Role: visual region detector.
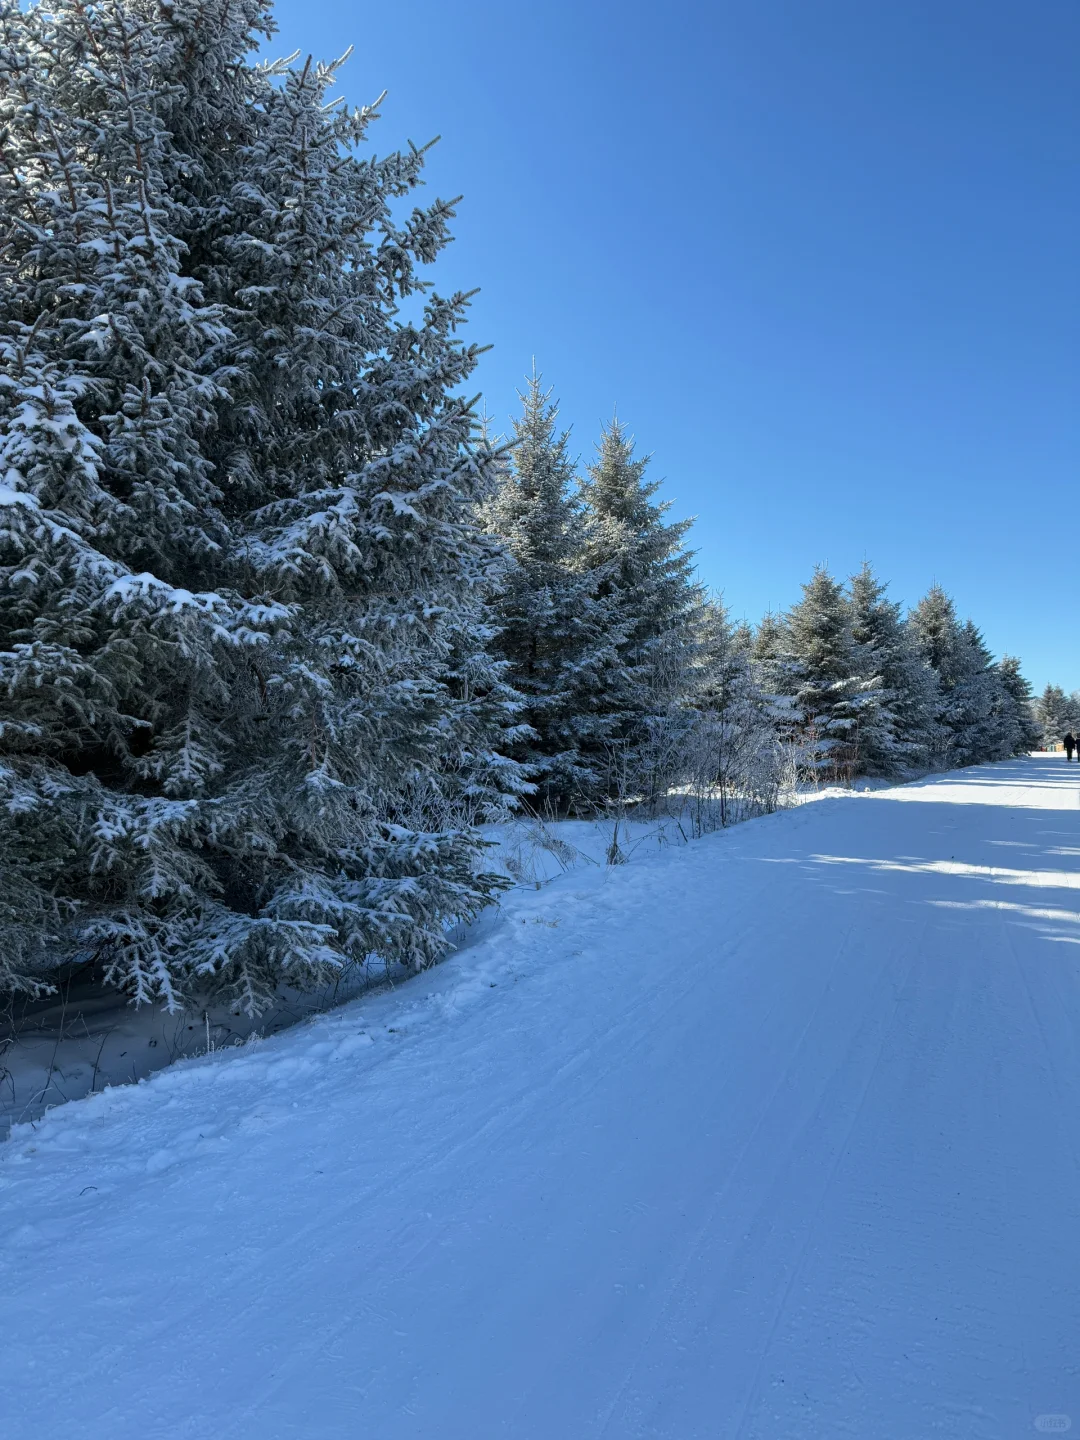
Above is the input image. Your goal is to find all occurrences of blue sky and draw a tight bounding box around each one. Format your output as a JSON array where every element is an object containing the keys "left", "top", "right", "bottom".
[{"left": 270, "top": 0, "right": 1080, "bottom": 694}]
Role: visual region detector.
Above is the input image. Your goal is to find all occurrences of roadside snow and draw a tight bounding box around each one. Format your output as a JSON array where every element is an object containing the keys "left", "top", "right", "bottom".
[
  {"left": 0, "top": 807, "right": 732, "bottom": 1133},
  {"left": 4, "top": 755, "right": 1080, "bottom": 1439}
]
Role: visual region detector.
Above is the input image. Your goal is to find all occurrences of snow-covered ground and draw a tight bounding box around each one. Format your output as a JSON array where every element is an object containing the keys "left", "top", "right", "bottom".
[
  {"left": 0, "top": 805, "right": 744, "bottom": 1133},
  {"left": 0, "top": 781, "right": 890, "bottom": 1138},
  {"left": 4, "top": 755, "right": 1080, "bottom": 1439}
]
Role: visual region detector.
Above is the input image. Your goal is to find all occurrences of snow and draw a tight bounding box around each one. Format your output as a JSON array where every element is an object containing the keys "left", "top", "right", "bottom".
[
  {"left": 4, "top": 754, "right": 1080, "bottom": 1438},
  {"left": 0, "top": 810, "right": 715, "bottom": 1132}
]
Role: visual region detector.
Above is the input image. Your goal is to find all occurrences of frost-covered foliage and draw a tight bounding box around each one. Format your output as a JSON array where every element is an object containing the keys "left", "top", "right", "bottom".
[
  {"left": 997, "top": 656, "right": 1042, "bottom": 755},
  {"left": 1034, "top": 683, "right": 1080, "bottom": 743},
  {"left": 577, "top": 419, "right": 701, "bottom": 748},
  {"left": 686, "top": 598, "right": 786, "bottom": 822},
  {"left": 908, "top": 587, "right": 1033, "bottom": 769},
  {"left": 484, "top": 393, "right": 707, "bottom": 814},
  {"left": 749, "top": 611, "right": 792, "bottom": 704},
  {"left": 847, "top": 563, "right": 938, "bottom": 775},
  {"left": 742, "top": 572, "right": 1033, "bottom": 784},
  {"left": 574, "top": 596, "right": 787, "bottom": 836},
  {"left": 0, "top": 0, "right": 1042, "bottom": 1012},
  {"left": 482, "top": 376, "right": 625, "bottom": 812},
  {"left": 480, "top": 389, "right": 1036, "bottom": 805},
  {"left": 773, "top": 567, "right": 872, "bottom": 781},
  {"left": 0, "top": 0, "right": 520, "bottom": 1008}
]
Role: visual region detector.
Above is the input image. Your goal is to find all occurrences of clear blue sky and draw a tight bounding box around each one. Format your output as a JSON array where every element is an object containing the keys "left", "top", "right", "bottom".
[{"left": 270, "top": 0, "right": 1079, "bottom": 694}]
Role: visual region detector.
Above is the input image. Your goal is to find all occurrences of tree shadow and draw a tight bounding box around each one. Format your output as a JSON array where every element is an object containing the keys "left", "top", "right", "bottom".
[{"left": 756, "top": 758, "right": 1080, "bottom": 956}]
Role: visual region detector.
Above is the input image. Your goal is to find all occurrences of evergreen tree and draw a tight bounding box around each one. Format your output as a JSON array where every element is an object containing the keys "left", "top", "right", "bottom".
[
  {"left": 782, "top": 567, "right": 869, "bottom": 778},
  {"left": 997, "top": 655, "right": 1041, "bottom": 755},
  {"left": 692, "top": 599, "right": 748, "bottom": 743},
  {"left": 749, "top": 611, "right": 793, "bottom": 710},
  {"left": 483, "top": 376, "right": 624, "bottom": 811},
  {"left": 908, "top": 585, "right": 957, "bottom": 676},
  {"left": 909, "top": 586, "right": 964, "bottom": 766},
  {"left": 957, "top": 621, "right": 1012, "bottom": 762},
  {"left": 0, "top": 0, "right": 518, "bottom": 1008},
  {"left": 577, "top": 417, "right": 700, "bottom": 746},
  {"left": 692, "top": 597, "right": 780, "bottom": 822},
  {"left": 847, "top": 563, "right": 938, "bottom": 775},
  {"left": 410, "top": 525, "right": 532, "bottom": 827},
  {"left": 1034, "top": 683, "right": 1077, "bottom": 743},
  {"left": 909, "top": 588, "right": 1002, "bottom": 767}
]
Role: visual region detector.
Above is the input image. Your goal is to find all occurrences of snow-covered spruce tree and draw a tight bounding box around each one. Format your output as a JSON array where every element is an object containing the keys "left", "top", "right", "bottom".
[
  {"left": 483, "top": 376, "right": 625, "bottom": 812},
  {"left": 1034, "top": 683, "right": 1079, "bottom": 743},
  {"left": 781, "top": 567, "right": 871, "bottom": 780},
  {"left": 847, "top": 563, "right": 938, "bottom": 775},
  {"left": 577, "top": 418, "right": 701, "bottom": 774},
  {"left": 908, "top": 588, "right": 1005, "bottom": 767},
  {"left": 908, "top": 586, "right": 966, "bottom": 766},
  {"left": 957, "top": 621, "right": 1008, "bottom": 762},
  {"left": 997, "top": 655, "right": 1041, "bottom": 756},
  {"left": 689, "top": 597, "right": 783, "bottom": 823},
  {"left": 426, "top": 567, "right": 533, "bottom": 827},
  {"left": 955, "top": 620, "right": 1036, "bottom": 763},
  {"left": 0, "top": 0, "right": 519, "bottom": 1009},
  {"left": 694, "top": 599, "right": 752, "bottom": 715},
  {"left": 749, "top": 610, "right": 791, "bottom": 704}
]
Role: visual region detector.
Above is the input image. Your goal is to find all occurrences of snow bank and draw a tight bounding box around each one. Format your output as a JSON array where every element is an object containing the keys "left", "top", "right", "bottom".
[{"left": 0, "top": 806, "right": 734, "bottom": 1134}]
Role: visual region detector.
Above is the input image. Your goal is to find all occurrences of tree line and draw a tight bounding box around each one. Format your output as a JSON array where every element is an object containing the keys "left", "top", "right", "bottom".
[
  {"left": 0, "top": 0, "right": 1039, "bottom": 1012},
  {"left": 1034, "top": 685, "right": 1080, "bottom": 743},
  {"left": 483, "top": 376, "right": 1039, "bottom": 815}
]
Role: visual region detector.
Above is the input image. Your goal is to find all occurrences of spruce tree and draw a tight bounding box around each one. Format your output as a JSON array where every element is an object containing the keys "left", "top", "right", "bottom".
[
  {"left": 483, "top": 376, "right": 624, "bottom": 811},
  {"left": 0, "top": 0, "right": 518, "bottom": 1009},
  {"left": 1035, "top": 683, "right": 1073, "bottom": 743},
  {"left": 783, "top": 567, "right": 869, "bottom": 778},
  {"left": 957, "top": 621, "right": 1011, "bottom": 763},
  {"left": 909, "top": 586, "right": 964, "bottom": 766},
  {"left": 693, "top": 598, "right": 779, "bottom": 822},
  {"left": 577, "top": 418, "right": 700, "bottom": 744},
  {"left": 909, "top": 588, "right": 1002, "bottom": 767},
  {"left": 696, "top": 599, "right": 753, "bottom": 711},
  {"left": 997, "top": 655, "right": 1041, "bottom": 755},
  {"left": 750, "top": 611, "right": 793, "bottom": 706},
  {"left": 847, "top": 563, "right": 938, "bottom": 775}
]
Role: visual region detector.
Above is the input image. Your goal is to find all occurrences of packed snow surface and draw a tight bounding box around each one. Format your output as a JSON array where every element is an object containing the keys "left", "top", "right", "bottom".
[{"left": 5, "top": 756, "right": 1080, "bottom": 1439}]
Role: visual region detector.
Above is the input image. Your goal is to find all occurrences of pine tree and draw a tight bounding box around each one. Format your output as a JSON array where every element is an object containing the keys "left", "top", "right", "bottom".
[
  {"left": 782, "top": 567, "right": 869, "bottom": 778},
  {"left": 0, "top": 0, "right": 519, "bottom": 1009},
  {"left": 577, "top": 417, "right": 700, "bottom": 745},
  {"left": 847, "top": 563, "right": 938, "bottom": 775},
  {"left": 483, "top": 376, "right": 624, "bottom": 811}
]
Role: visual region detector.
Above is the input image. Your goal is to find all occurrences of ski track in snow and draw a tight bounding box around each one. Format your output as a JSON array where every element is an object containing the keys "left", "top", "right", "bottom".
[{"left": 4, "top": 756, "right": 1080, "bottom": 1439}]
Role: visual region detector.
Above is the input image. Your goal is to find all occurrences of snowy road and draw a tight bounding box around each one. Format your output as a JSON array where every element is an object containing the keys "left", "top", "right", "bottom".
[{"left": 5, "top": 757, "right": 1080, "bottom": 1439}]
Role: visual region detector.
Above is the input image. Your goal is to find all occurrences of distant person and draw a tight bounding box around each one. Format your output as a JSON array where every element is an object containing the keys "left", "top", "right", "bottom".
[{"left": 1065, "top": 733, "right": 1076, "bottom": 762}]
